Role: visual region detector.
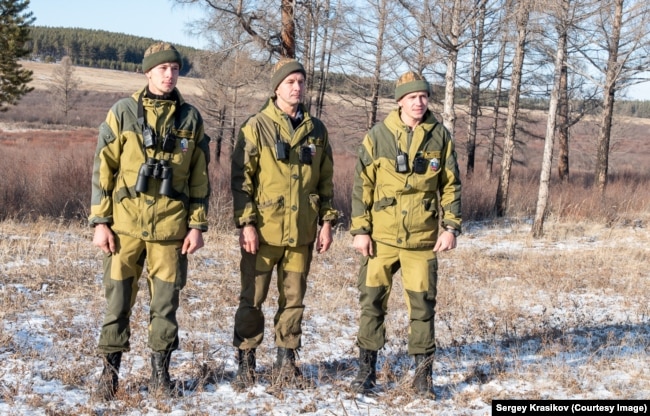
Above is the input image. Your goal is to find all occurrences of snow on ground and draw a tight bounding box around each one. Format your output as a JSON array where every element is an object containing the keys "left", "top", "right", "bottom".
[{"left": 0, "top": 220, "right": 648, "bottom": 415}]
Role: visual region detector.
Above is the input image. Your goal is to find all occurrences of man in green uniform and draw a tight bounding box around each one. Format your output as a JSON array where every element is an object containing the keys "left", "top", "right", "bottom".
[
  {"left": 349, "top": 71, "right": 461, "bottom": 397},
  {"left": 230, "top": 58, "right": 338, "bottom": 389},
  {"left": 89, "top": 42, "right": 210, "bottom": 400}
]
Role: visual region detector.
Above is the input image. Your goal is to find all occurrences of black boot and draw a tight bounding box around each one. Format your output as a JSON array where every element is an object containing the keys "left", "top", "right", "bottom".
[
  {"left": 273, "top": 347, "right": 303, "bottom": 386},
  {"left": 231, "top": 348, "right": 256, "bottom": 390},
  {"left": 150, "top": 351, "right": 181, "bottom": 397},
  {"left": 412, "top": 353, "right": 434, "bottom": 397},
  {"left": 95, "top": 352, "right": 122, "bottom": 401},
  {"left": 350, "top": 348, "right": 377, "bottom": 393}
]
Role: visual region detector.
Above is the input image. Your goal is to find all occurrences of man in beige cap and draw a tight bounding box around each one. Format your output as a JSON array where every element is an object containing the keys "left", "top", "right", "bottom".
[
  {"left": 349, "top": 71, "right": 462, "bottom": 398},
  {"left": 90, "top": 42, "right": 210, "bottom": 400},
  {"left": 230, "top": 58, "right": 338, "bottom": 390}
]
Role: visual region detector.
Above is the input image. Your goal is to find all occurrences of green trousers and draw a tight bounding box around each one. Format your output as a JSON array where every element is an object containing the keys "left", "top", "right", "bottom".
[
  {"left": 356, "top": 241, "right": 438, "bottom": 355},
  {"left": 97, "top": 233, "right": 187, "bottom": 354},
  {"left": 233, "top": 244, "right": 312, "bottom": 350}
]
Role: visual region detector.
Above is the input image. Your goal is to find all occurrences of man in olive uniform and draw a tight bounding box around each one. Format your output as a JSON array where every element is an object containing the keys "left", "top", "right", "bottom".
[
  {"left": 89, "top": 42, "right": 210, "bottom": 400},
  {"left": 349, "top": 71, "right": 461, "bottom": 397},
  {"left": 230, "top": 58, "right": 338, "bottom": 389}
]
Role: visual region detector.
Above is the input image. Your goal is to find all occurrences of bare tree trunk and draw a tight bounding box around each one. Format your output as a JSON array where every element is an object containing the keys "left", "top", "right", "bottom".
[
  {"left": 487, "top": 31, "right": 508, "bottom": 178},
  {"left": 303, "top": 4, "right": 314, "bottom": 110},
  {"left": 50, "top": 56, "right": 80, "bottom": 121},
  {"left": 595, "top": 0, "right": 623, "bottom": 195},
  {"left": 368, "top": 0, "right": 388, "bottom": 130},
  {"left": 281, "top": 0, "right": 296, "bottom": 58},
  {"left": 229, "top": 87, "right": 239, "bottom": 155},
  {"left": 496, "top": 0, "right": 529, "bottom": 217},
  {"left": 315, "top": 0, "right": 333, "bottom": 118},
  {"left": 215, "top": 106, "right": 226, "bottom": 162},
  {"left": 466, "top": 2, "right": 486, "bottom": 177},
  {"left": 556, "top": 41, "right": 570, "bottom": 182},
  {"left": 532, "top": 0, "right": 569, "bottom": 238},
  {"left": 441, "top": 0, "right": 462, "bottom": 137}
]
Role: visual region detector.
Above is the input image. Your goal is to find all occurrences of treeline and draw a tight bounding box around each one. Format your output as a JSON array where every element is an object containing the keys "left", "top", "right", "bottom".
[
  {"left": 24, "top": 27, "right": 649, "bottom": 118},
  {"left": 27, "top": 26, "right": 199, "bottom": 75}
]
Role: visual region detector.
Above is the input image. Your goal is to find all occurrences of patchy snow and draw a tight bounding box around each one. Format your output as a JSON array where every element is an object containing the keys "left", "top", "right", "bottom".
[{"left": 0, "top": 220, "right": 648, "bottom": 415}]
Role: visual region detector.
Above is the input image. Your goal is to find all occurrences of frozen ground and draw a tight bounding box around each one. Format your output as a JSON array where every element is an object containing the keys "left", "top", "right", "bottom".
[{"left": 0, "top": 219, "right": 648, "bottom": 415}]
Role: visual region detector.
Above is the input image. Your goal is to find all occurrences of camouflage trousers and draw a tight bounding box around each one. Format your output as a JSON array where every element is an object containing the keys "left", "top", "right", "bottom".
[
  {"left": 356, "top": 241, "right": 438, "bottom": 355},
  {"left": 97, "top": 233, "right": 187, "bottom": 354},
  {"left": 233, "top": 244, "right": 313, "bottom": 350}
]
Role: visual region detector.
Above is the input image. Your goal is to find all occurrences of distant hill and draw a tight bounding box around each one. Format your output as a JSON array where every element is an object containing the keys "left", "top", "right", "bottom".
[
  {"left": 27, "top": 26, "right": 200, "bottom": 76},
  {"left": 20, "top": 61, "right": 204, "bottom": 96}
]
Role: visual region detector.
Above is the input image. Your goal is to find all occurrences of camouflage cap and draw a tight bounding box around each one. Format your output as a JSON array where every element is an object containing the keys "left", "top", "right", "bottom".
[
  {"left": 142, "top": 42, "right": 182, "bottom": 73},
  {"left": 395, "top": 71, "right": 430, "bottom": 101}
]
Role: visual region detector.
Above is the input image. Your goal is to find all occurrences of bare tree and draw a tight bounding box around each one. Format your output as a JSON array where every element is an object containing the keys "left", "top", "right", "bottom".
[
  {"left": 336, "top": 0, "right": 398, "bottom": 131},
  {"left": 299, "top": 0, "right": 346, "bottom": 116},
  {"left": 582, "top": 0, "right": 650, "bottom": 194},
  {"left": 466, "top": 1, "right": 488, "bottom": 177},
  {"left": 49, "top": 56, "right": 80, "bottom": 121},
  {"left": 281, "top": 0, "right": 296, "bottom": 57},
  {"left": 495, "top": 0, "right": 531, "bottom": 217},
  {"left": 194, "top": 50, "right": 266, "bottom": 161},
  {"left": 397, "top": 0, "right": 482, "bottom": 137},
  {"left": 176, "top": 0, "right": 293, "bottom": 57},
  {"left": 556, "top": 40, "right": 570, "bottom": 182},
  {"left": 313, "top": 0, "right": 340, "bottom": 118},
  {"left": 486, "top": 15, "right": 510, "bottom": 177},
  {"left": 531, "top": 0, "right": 570, "bottom": 238},
  {"left": 393, "top": 0, "right": 438, "bottom": 75}
]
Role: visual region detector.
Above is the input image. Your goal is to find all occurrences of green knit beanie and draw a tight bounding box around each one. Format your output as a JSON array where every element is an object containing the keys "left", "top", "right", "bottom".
[
  {"left": 142, "top": 42, "right": 183, "bottom": 73},
  {"left": 394, "top": 71, "right": 430, "bottom": 101},
  {"left": 270, "top": 59, "right": 306, "bottom": 93}
]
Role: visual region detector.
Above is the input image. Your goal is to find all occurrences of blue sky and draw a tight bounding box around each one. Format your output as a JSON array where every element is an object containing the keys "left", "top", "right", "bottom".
[{"left": 27, "top": 0, "right": 206, "bottom": 49}]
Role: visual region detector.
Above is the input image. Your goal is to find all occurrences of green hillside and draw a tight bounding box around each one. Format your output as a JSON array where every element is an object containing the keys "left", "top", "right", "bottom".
[{"left": 27, "top": 26, "right": 200, "bottom": 76}]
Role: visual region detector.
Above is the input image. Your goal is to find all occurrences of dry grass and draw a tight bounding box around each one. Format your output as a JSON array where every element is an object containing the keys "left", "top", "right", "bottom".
[
  {"left": 0, "top": 62, "right": 649, "bottom": 414},
  {"left": 0, "top": 215, "right": 648, "bottom": 413}
]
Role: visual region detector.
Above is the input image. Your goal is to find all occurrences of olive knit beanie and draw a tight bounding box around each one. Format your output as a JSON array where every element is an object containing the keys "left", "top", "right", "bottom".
[
  {"left": 270, "top": 58, "right": 306, "bottom": 93},
  {"left": 394, "top": 71, "right": 430, "bottom": 101},
  {"left": 142, "top": 42, "right": 183, "bottom": 73}
]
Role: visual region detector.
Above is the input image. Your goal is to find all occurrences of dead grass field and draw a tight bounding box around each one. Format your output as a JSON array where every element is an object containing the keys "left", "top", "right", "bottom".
[
  {"left": 0, "top": 61, "right": 649, "bottom": 414},
  {"left": 0, "top": 215, "right": 648, "bottom": 414},
  {"left": 21, "top": 60, "right": 204, "bottom": 96}
]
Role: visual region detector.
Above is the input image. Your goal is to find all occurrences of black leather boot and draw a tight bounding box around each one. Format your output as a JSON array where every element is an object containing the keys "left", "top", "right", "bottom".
[
  {"left": 350, "top": 348, "right": 377, "bottom": 393},
  {"left": 150, "top": 351, "right": 181, "bottom": 397},
  {"left": 273, "top": 347, "right": 303, "bottom": 387},
  {"left": 231, "top": 348, "right": 256, "bottom": 390},
  {"left": 96, "top": 352, "right": 122, "bottom": 401},
  {"left": 412, "top": 353, "right": 435, "bottom": 397}
]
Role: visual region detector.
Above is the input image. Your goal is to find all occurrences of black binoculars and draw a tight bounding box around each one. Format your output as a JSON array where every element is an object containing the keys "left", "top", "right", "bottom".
[{"left": 135, "top": 158, "right": 175, "bottom": 196}]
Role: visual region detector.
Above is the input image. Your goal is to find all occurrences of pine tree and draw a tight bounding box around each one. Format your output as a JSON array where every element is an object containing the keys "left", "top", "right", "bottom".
[{"left": 0, "top": 0, "right": 35, "bottom": 112}]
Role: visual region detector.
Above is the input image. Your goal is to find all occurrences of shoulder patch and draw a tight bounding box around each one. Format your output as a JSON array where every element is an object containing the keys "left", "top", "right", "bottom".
[{"left": 98, "top": 122, "right": 116, "bottom": 146}]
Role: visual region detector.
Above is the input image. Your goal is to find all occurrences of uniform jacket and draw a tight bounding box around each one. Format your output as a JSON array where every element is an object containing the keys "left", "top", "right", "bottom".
[
  {"left": 89, "top": 87, "right": 210, "bottom": 240},
  {"left": 231, "top": 98, "right": 338, "bottom": 247},
  {"left": 350, "top": 108, "right": 461, "bottom": 248}
]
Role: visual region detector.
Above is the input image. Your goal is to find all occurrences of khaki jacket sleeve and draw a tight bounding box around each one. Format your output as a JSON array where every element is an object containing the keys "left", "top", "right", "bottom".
[
  {"left": 89, "top": 113, "right": 122, "bottom": 225},
  {"left": 438, "top": 132, "right": 462, "bottom": 230},
  {"left": 350, "top": 134, "right": 376, "bottom": 235},
  {"left": 187, "top": 123, "right": 210, "bottom": 231},
  {"left": 317, "top": 130, "right": 338, "bottom": 224},
  {"left": 231, "top": 124, "right": 259, "bottom": 228}
]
